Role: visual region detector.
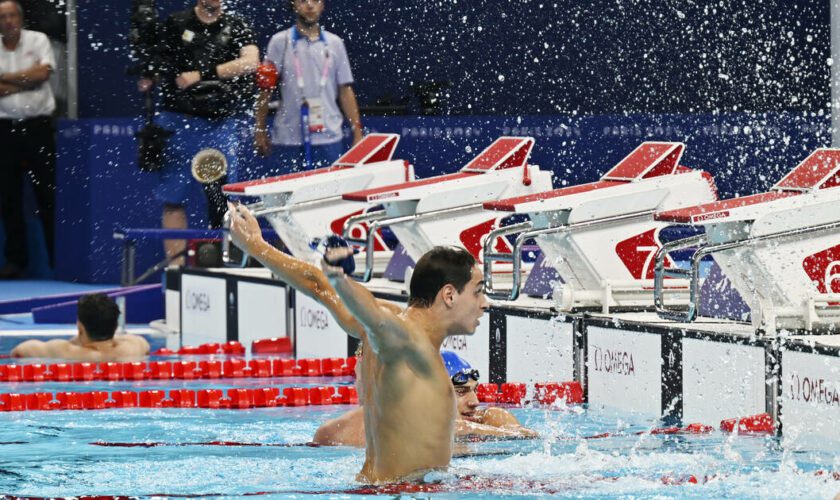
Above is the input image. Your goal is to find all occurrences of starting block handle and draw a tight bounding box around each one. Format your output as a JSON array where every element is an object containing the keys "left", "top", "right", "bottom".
[
  {"left": 483, "top": 222, "right": 535, "bottom": 301},
  {"left": 341, "top": 210, "right": 389, "bottom": 282},
  {"left": 653, "top": 234, "right": 707, "bottom": 322}
]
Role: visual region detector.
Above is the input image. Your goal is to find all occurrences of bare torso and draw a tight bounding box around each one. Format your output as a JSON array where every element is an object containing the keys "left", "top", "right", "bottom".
[{"left": 357, "top": 337, "right": 456, "bottom": 484}]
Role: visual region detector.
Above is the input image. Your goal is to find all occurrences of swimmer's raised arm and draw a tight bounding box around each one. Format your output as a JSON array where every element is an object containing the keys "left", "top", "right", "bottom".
[
  {"left": 227, "top": 203, "right": 364, "bottom": 339},
  {"left": 322, "top": 248, "right": 417, "bottom": 360}
]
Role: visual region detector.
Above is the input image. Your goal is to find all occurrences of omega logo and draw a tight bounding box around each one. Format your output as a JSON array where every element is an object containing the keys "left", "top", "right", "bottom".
[
  {"left": 788, "top": 371, "right": 840, "bottom": 406},
  {"left": 591, "top": 345, "right": 636, "bottom": 376},
  {"left": 442, "top": 336, "right": 468, "bottom": 351},
  {"left": 185, "top": 291, "right": 211, "bottom": 312},
  {"left": 299, "top": 306, "right": 329, "bottom": 330}
]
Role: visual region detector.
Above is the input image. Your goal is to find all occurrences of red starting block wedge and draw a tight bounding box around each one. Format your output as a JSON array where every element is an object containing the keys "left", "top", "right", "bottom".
[
  {"left": 173, "top": 361, "right": 199, "bottom": 380},
  {"left": 252, "top": 387, "right": 280, "bottom": 407},
  {"left": 272, "top": 358, "right": 297, "bottom": 377},
  {"left": 248, "top": 359, "right": 271, "bottom": 378},
  {"left": 321, "top": 358, "right": 345, "bottom": 377},
  {"left": 22, "top": 364, "right": 47, "bottom": 382},
  {"left": 343, "top": 356, "right": 357, "bottom": 377},
  {"left": 199, "top": 360, "right": 222, "bottom": 378},
  {"left": 82, "top": 391, "right": 108, "bottom": 410},
  {"left": 251, "top": 337, "right": 292, "bottom": 355},
  {"left": 47, "top": 363, "right": 72, "bottom": 382},
  {"left": 139, "top": 390, "right": 166, "bottom": 408},
  {"left": 476, "top": 383, "right": 499, "bottom": 403},
  {"left": 297, "top": 358, "right": 322, "bottom": 377},
  {"left": 227, "top": 388, "right": 253, "bottom": 409},
  {"left": 56, "top": 392, "right": 83, "bottom": 410},
  {"left": 71, "top": 363, "right": 96, "bottom": 382},
  {"left": 500, "top": 383, "right": 527, "bottom": 405},
  {"left": 148, "top": 361, "right": 173, "bottom": 380},
  {"left": 112, "top": 391, "right": 138, "bottom": 408},
  {"left": 197, "top": 389, "right": 224, "bottom": 409},
  {"left": 170, "top": 389, "right": 196, "bottom": 408},
  {"left": 222, "top": 341, "right": 246, "bottom": 356},
  {"left": 282, "top": 387, "right": 309, "bottom": 406},
  {"left": 98, "top": 362, "right": 123, "bottom": 381},
  {"left": 0, "top": 393, "right": 26, "bottom": 411},
  {"left": 26, "top": 392, "right": 53, "bottom": 411},
  {"left": 336, "top": 386, "right": 358, "bottom": 404},
  {"left": 720, "top": 413, "right": 774, "bottom": 434},
  {"left": 1, "top": 364, "right": 22, "bottom": 383},
  {"left": 308, "top": 386, "right": 334, "bottom": 405}
]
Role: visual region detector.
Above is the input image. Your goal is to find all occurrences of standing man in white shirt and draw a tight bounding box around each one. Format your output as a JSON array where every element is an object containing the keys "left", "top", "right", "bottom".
[
  {"left": 0, "top": 0, "right": 55, "bottom": 279},
  {"left": 254, "top": 0, "right": 363, "bottom": 173}
]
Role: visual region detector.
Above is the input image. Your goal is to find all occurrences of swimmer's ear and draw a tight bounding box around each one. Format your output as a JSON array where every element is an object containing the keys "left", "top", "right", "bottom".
[{"left": 440, "top": 284, "right": 456, "bottom": 308}]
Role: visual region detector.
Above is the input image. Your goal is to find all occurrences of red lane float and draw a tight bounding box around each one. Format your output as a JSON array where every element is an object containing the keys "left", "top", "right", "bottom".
[
  {"left": 0, "top": 355, "right": 358, "bottom": 384},
  {"left": 476, "top": 381, "right": 584, "bottom": 406},
  {"left": 720, "top": 413, "right": 774, "bottom": 434}
]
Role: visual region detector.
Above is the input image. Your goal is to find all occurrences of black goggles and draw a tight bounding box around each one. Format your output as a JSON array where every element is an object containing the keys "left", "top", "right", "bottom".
[{"left": 451, "top": 369, "right": 480, "bottom": 386}]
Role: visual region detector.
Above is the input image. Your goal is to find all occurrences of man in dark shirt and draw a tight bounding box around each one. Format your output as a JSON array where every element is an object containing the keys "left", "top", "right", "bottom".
[{"left": 138, "top": 0, "right": 258, "bottom": 265}]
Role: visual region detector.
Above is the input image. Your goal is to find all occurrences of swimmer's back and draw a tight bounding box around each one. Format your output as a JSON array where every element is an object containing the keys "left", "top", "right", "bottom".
[{"left": 11, "top": 335, "right": 150, "bottom": 362}]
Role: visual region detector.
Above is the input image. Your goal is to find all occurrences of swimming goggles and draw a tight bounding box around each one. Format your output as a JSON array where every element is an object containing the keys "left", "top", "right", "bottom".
[{"left": 451, "top": 369, "right": 480, "bottom": 386}]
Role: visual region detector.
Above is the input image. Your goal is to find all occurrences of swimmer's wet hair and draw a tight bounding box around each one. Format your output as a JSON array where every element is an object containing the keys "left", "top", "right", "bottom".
[
  {"left": 78, "top": 293, "right": 120, "bottom": 342},
  {"left": 408, "top": 246, "right": 476, "bottom": 308}
]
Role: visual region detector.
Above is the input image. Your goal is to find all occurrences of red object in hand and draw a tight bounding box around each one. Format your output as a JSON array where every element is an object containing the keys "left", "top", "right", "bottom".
[{"left": 256, "top": 62, "right": 278, "bottom": 89}]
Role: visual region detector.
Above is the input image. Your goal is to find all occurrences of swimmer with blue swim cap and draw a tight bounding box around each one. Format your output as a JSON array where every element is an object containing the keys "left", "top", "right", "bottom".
[
  {"left": 229, "top": 203, "right": 491, "bottom": 483},
  {"left": 312, "top": 349, "right": 537, "bottom": 447}
]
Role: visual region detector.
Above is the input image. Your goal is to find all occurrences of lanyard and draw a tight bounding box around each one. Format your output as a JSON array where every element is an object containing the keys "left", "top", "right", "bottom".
[{"left": 290, "top": 26, "right": 330, "bottom": 93}]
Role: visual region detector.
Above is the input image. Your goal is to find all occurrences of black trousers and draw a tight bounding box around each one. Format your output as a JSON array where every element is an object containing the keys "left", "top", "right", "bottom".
[{"left": 0, "top": 116, "right": 56, "bottom": 268}]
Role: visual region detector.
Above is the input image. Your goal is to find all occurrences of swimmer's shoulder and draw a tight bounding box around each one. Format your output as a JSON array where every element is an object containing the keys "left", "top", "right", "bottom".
[
  {"left": 113, "top": 334, "right": 151, "bottom": 356},
  {"left": 375, "top": 299, "right": 404, "bottom": 315}
]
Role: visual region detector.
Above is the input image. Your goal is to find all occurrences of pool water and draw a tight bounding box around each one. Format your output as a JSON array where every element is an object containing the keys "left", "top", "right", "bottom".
[{"left": 0, "top": 394, "right": 838, "bottom": 499}]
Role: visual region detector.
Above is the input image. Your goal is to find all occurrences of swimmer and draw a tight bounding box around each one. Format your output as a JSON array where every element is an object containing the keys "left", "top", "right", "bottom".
[
  {"left": 312, "top": 350, "right": 537, "bottom": 447},
  {"left": 228, "top": 202, "right": 488, "bottom": 483},
  {"left": 10, "top": 293, "right": 150, "bottom": 361}
]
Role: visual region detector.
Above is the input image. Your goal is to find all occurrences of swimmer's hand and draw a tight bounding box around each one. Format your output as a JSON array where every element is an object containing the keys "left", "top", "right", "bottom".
[
  {"left": 321, "top": 247, "right": 354, "bottom": 279},
  {"left": 227, "top": 201, "right": 264, "bottom": 253}
]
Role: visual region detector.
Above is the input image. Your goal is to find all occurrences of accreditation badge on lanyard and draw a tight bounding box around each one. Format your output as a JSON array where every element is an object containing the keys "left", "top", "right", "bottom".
[{"left": 291, "top": 26, "right": 330, "bottom": 134}]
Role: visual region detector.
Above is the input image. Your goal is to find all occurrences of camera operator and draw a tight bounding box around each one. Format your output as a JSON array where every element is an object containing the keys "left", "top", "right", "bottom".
[{"left": 139, "top": 0, "right": 258, "bottom": 265}]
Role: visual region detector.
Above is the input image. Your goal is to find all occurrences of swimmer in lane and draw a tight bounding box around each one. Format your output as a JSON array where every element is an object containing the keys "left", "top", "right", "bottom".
[
  {"left": 10, "top": 293, "right": 150, "bottom": 361},
  {"left": 228, "top": 202, "right": 488, "bottom": 483},
  {"left": 312, "top": 350, "right": 537, "bottom": 447}
]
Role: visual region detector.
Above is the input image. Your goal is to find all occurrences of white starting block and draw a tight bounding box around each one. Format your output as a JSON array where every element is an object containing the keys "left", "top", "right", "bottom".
[
  {"left": 481, "top": 142, "right": 718, "bottom": 312},
  {"left": 340, "top": 137, "right": 553, "bottom": 281},
  {"left": 221, "top": 134, "right": 412, "bottom": 267},
  {"left": 653, "top": 148, "right": 840, "bottom": 333}
]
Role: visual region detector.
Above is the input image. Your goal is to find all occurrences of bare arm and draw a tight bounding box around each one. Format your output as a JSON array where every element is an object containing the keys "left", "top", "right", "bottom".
[
  {"left": 227, "top": 203, "right": 364, "bottom": 338},
  {"left": 0, "top": 63, "right": 52, "bottom": 89},
  {"left": 254, "top": 88, "right": 272, "bottom": 156},
  {"left": 477, "top": 407, "right": 538, "bottom": 438},
  {"left": 10, "top": 339, "right": 51, "bottom": 358},
  {"left": 216, "top": 45, "right": 260, "bottom": 80},
  {"left": 0, "top": 81, "right": 25, "bottom": 97},
  {"left": 338, "top": 84, "right": 363, "bottom": 145},
  {"left": 322, "top": 249, "right": 415, "bottom": 360}
]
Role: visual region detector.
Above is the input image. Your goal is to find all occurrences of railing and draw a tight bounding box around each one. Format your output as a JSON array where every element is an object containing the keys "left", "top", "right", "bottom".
[{"left": 654, "top": 219, "right": 840, "bottom": 324}]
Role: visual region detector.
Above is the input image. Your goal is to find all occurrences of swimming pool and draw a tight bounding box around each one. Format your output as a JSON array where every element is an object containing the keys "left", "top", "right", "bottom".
[{"left": 0, "top": 375, "right": 838, "bottom": 499}]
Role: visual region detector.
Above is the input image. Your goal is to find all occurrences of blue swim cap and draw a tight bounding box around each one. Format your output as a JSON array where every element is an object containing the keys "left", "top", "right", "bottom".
[{"left": 441, "top": 350, "right": 472, "bottom": 378}]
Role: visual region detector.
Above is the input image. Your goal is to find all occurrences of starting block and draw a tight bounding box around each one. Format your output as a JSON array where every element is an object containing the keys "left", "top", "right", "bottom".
[
  {"left": 481, "top": 142, "right": 718, "bottom": 311},
  {"left": 654, "top": 148, "right": 840, "bottom": 333},
  {"left": 222, "top": 134, "right": 411, "bottom": 267},
  {"left": 340, "top": 137, "right": 553, "bottom": 282}
]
